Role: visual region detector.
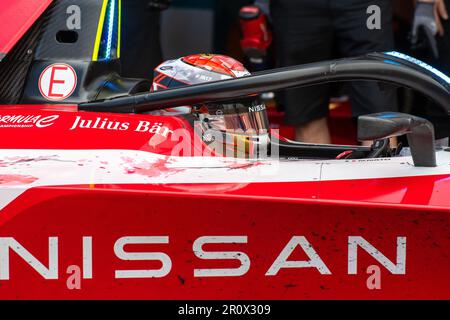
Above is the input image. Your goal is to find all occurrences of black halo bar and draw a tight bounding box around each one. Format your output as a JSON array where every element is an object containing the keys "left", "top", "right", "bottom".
[{"left": 79, "top": 53, "right": 450, "bottom": 114}]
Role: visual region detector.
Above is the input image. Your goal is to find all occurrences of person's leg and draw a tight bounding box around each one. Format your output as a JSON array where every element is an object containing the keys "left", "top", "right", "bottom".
[
  {"left": 332, "top": 0, "right": 398, "bottom": 145},
  {"left": 271, "top": 0, "right": 333, "bottom": 143},
  {"left": 295, "top": 117, "right": 331, "bottom": 143}
]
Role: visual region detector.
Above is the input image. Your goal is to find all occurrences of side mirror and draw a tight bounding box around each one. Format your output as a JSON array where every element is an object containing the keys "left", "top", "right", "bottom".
[{"left": 358, "top": 112, "right": 436, "bottom": 167}]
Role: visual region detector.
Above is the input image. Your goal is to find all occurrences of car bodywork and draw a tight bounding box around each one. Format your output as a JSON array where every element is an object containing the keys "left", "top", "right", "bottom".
[{"left": 0, "top": 0, "right": 449, "bottom": 300}]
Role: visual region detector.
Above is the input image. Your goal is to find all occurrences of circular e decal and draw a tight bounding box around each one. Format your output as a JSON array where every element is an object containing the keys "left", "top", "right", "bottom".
[{"left": 38, "top": 63, "right": 77, "bottom": 101}]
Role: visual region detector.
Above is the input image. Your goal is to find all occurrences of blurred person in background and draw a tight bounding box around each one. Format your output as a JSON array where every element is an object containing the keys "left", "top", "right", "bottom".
[
  {"left": 270, "top": 0, "right": 398, "bottom": 144},
  {"left": 409, "top": 0, "right": 449, "bottom": 141},
  {"left": 412, "top": 0, "right": 449, "bottom": 70},
  {"left": 270, "top": 0, "right": 448, "bottom": 144}
]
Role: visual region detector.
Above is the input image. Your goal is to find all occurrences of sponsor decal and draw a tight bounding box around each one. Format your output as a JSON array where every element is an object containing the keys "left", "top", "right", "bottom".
[
  {"left": 69, "top": 115, "right": 174, "bottom": 137},
  {"left": 248, "top": 104, "right": 266, "bottom": 113},
  {"left": 0, "top": 114, "right": 59, "bottom": 128},
  {"left": 38, "top": 63, "right": 77, "bottom": 101},
  {"left": 0, "top": 235, "right": 406, "bottom": 286}
]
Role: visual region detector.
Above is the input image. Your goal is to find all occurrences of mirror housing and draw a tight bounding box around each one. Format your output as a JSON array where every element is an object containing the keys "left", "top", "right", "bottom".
[{"left": 358, "top": 112, "right": 436, "bottom": 167}]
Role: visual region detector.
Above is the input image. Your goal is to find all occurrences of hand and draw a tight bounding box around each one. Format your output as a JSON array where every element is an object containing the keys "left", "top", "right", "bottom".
[{"left": 418, "top": 0, "right": 449, "bottom": 36}]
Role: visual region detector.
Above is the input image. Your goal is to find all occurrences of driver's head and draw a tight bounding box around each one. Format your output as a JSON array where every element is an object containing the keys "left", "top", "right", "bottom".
[{"left": 152, "top": 54, "right": 269, "bottom": 158}]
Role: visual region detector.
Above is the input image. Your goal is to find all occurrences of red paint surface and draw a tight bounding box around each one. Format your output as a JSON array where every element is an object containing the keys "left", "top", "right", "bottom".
[
  {"left": 0, "top": 105, "right": 449, "bottom": 299},
  {"left": 1, "top": 107, "right": 450, "bottom": 208},
  {"left": 0, "top": 109, "right": 194, "bottom": 155},
  {"left": 0, "top": 0, "right": 53, "bottom": 58},
  {"left": 54, "top": 174, "right": 450, "bottom": 209},
  {"left": 0, "top": 187, "right": 448, "bottom": 299}
]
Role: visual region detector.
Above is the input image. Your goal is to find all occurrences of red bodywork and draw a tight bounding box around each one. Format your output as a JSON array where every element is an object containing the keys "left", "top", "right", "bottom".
[
  {"left": 0, "top": 0, "right": 53, "bottom": 60},
  {"left": 0, "top": 0, "right": 448, "bottom": 301},
  {"left": 0, "top": 105, "right": 449, "bottom": 300}
]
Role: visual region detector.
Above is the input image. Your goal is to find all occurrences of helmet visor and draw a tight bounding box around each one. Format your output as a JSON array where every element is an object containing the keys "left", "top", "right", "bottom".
[
  {"left": 193, "top": 98, "right": 270, "bottom": 158},
  {"left": 196, "top": 98, "right": 269, "bottom": 135}
]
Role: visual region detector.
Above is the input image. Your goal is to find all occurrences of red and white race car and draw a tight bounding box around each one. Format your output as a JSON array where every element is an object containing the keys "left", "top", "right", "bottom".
[{"left": 0, "top": 0, "right": 449, "bottom": 300}]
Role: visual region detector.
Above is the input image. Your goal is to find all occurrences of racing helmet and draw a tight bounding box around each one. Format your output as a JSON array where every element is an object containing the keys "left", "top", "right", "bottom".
[{"left": 152, "top": 54, "right": 270, "bottom": 158}]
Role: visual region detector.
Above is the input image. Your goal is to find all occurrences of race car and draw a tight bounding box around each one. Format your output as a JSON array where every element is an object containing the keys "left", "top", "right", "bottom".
[{"left": 0, "top": 0, "right": 449, "bottom": 300}]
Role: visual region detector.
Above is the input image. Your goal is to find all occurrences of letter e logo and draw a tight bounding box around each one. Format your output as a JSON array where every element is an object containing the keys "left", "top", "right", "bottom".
[{"left": 39, "top": 63, "right": 77, "bottom": 101}]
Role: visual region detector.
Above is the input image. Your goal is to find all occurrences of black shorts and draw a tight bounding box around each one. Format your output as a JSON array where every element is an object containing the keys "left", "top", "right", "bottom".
[
  {"left": 271, "top": 0, "right": 398, "bottom": 125},
  {"left": 420, "top": 0, "right": 450, "bottom": 139}
]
